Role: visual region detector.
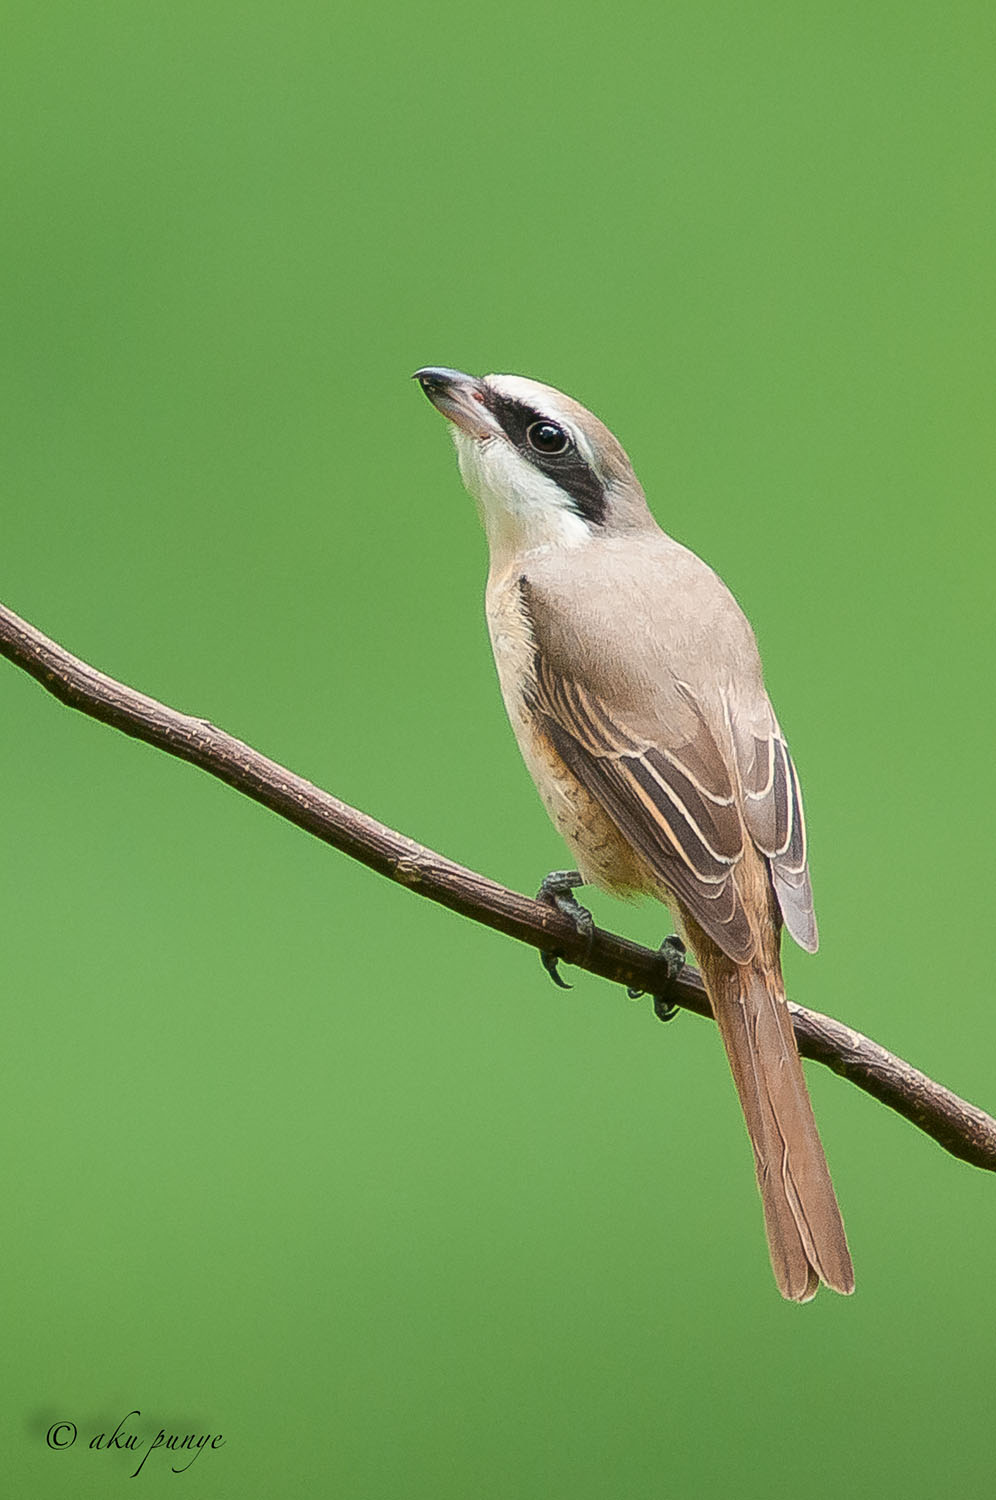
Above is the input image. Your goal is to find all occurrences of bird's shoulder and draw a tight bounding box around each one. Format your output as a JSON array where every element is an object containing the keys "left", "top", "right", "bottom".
[{"left": 504, "top": 531, "right": 764, "bottom": 718}]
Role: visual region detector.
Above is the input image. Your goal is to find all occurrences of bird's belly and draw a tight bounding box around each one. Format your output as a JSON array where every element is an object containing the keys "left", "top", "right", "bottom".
[{"left": 514, "top": 714, "right": 654, "bottom": 897}]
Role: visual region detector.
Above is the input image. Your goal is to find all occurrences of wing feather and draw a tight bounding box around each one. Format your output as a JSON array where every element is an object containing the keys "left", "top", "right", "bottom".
[{"left": 733, "top": 717, "right": 818, "bottom": 953}]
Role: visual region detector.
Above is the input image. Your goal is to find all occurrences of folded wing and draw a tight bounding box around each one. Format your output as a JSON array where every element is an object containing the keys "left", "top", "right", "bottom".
[{"left": 527, "top": 652, "right": 758, "bottom": 961}]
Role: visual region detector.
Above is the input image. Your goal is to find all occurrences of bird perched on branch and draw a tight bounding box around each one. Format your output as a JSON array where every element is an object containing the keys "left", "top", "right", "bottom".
[{"left": 416, "top": 365, "right": 853, "bottom": 1301}]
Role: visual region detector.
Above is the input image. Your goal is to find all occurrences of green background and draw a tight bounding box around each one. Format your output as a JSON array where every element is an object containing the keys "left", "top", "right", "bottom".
[{"left": 3, "top": 2, "right": 994, "bottom": 1496}]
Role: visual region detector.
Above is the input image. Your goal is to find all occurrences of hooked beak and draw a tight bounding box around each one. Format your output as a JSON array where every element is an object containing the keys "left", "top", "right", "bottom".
[{"left": 413, "top": 366, "right": 502, "bottom": 440}]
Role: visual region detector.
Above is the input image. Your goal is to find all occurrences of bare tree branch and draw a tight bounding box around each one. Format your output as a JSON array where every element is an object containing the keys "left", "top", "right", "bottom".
[{"left": 2, "top": 598, "right": 994, "bottom": 1172}]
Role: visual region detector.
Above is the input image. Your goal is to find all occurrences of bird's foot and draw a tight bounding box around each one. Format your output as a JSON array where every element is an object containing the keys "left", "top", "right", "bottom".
[
  {"left": 627, "top": 935, "right": 686, "bottom": 1023},
  {"left": 536, "top": 870, "right": 594, "bottom": 990}
]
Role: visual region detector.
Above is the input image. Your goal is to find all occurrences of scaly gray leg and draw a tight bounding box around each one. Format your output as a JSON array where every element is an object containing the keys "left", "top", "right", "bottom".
[
  {"left": 627, "top": 935, "right": 686, "bottom": 1022},
  {"left": 536, "top": 870, "right": 594, "bottom": 990}
]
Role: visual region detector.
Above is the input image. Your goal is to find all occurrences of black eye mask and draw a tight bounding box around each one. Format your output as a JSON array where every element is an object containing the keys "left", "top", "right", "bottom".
[{"left": 481, "top": 390, "right": 607, "bottom": 526}]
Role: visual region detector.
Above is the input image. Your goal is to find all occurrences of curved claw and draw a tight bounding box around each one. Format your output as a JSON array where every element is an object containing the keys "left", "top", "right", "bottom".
[{"left": 541, "top": 949, "right": 573, "bottom": 990}]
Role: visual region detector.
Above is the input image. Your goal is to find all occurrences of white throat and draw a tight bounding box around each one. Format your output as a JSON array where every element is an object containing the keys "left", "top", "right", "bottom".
[{"left": 454, "top": 429, "right": 593, "bottom": 575}]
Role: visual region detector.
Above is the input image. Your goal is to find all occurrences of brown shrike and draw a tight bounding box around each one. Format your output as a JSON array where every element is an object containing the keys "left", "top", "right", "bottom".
[{"left": 415, "top": 366, "right": 853, "bottom": 1301}]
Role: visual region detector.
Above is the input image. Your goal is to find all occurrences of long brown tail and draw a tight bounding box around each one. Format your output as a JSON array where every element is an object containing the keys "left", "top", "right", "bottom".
[{"left": 699, "top": 948, "right": 854, "bottom": 1301}]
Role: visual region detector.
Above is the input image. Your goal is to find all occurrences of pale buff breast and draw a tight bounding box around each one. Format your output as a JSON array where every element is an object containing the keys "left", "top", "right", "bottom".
[{"left": 485, "top": 568, "right": 660, "bottom": 901}]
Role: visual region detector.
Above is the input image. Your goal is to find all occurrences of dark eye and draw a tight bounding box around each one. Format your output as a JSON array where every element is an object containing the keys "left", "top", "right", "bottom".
[{"left": 527, "top": 420, "right": 570, "bottom": 455}]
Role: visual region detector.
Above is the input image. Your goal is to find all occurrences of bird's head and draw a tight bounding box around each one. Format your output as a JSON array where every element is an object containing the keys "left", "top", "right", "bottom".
[{"left": 414, "top": 367, "right": 652, "bottom": 563}]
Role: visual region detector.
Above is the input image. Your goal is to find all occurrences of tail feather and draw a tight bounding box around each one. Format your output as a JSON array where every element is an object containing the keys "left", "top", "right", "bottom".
[{"left": 704, "top": 956, "right": 854, "bottom": 1301}]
